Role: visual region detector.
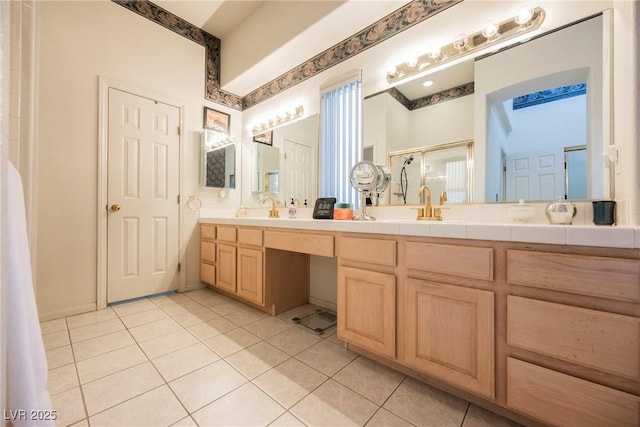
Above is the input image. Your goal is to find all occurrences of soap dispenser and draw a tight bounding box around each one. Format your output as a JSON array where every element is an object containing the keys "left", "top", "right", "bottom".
[{"left": 288, "top": 198, "right": 298, "bottom": 219}]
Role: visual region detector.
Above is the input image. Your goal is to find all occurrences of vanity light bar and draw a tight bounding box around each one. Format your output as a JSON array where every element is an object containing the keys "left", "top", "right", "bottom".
[
  {"left": 251, "top": 105, "right": 304, "bottom": 136},
  {"left": 386, "top": 7, "right": 545, "bottom": 84}
]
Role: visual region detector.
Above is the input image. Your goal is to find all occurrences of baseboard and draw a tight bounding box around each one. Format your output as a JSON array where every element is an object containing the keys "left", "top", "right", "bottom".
[
  {"left": 308, "top": 296, "right": 337, "bottom": 313},
  {"left": 39, "top": 302, "right": 97, "bottom": 322},
  {"left": 184, "top": 282, "right": 207, "bottom": 292}
]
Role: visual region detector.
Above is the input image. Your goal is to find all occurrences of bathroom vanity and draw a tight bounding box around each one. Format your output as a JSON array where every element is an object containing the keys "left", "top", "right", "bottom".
[{"left": 198, "top": 218, "right": 639, "bottom": 426}]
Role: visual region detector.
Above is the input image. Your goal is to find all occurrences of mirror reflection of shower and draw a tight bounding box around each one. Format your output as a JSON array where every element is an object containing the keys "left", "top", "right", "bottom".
[{"left": 400, "top": 155, "right": 414, "bottom": 204}]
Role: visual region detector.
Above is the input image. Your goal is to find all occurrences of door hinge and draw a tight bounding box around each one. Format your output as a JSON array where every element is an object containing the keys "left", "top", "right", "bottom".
[
  {"left": 284, "top": 152, "right": 287, "bottom": 160},
  {"left": 177, "top": 126, "right": 181, "bottom": 136},
  {"left": 177, "top": 194, "right": 181, "bottom": 204},
  {"left": 178, "top": 262, "right": 181, "bottom": 272}
]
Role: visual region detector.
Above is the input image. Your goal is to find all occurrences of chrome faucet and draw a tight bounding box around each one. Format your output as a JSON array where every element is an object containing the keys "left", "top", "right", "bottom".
[{"left": 263, "top": 197, "right": 279, "bottom": 218}]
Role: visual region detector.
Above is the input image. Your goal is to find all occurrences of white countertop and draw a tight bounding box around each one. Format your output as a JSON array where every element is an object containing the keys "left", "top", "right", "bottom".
[{"left": 199, "top": 216, "right": 639, "bottom": 249}]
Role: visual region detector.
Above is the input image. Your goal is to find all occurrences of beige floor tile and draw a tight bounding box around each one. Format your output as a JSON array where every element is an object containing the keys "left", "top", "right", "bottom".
[
  {"left": 66, "top": 308, "right": 117, "bottom": 330},
  {"left": 76, "top": 344, "right": 147, "bottom": 384},
  {"left": 187, "top": 315, "right": 237, "bottom": 341},
  {"left": 244, "top": 316, "right": 294, "bottom": 339},
  {"left": 89, "top": 385, "right": 187, "bottom": 427},
  {"left": 82, "top": 362, "right": 164, "bottom": 416},
  {"left": 269, "top": 411, "right": 307, "bottom": 427},
  {"left": 323, "top": 332, "right": 344, "bottom": 346},
  {"left": 152, "top": 342, "right": 220, "bottom": 381},
  {"left": 43, "top": 330, "right": 71, "bottom": 350},
  {"left": 226, "top": 341, "right": 289, "bottom": 379},
  {"left": 383, "top": 377, "right": 469, "bottom": 427},
  {"left": 46, "top": 345, "right": 74, "bottom": 369},
  {"left": 50, "top": 386, "right": 86, "bottom": 427},
  {"left": 291, "top": 379, "right": 378, "bottom": 426},
  {"left": 138, "top": 329, "right": 199, "bottom": 359},
  {"left": 267, "top": 326, "right": 322, "bottom": 356},
  {"left": 72, "top": 330, "right": 135, "bottom": 361},
  {"left": 40, "top": 318, "right": 68, "bottom": 335},
  {"left": 150, "top": 293, "right": 192, "bottom": 307},
  {"left": 68, "top": 319, "right": 125, "bottom": 343},
  {"left": 204, "top": 328, "right": 261, "bottom": 357},
  {"left": 129, "top": 317, "right": 183, "bottom": 342},
  {"left": 47, "top": 363, "right": 79, "bottom": 395},
  {"left": 333, "top": 356, "right": 405, "bottom": 405},
  {"left": 295, "top": 339, "right": 357, "bottom": 376},
  {"left": 253, "top": 358, "right": 327, "bottom": 409},
  {"left": 224, "top": 306, "right": 270, "bottom": 326},
  {"left": 367, "top": 408, "right": 415, "bottom": 427},
  {"left": 110, "top": 299, "right": 157, "bottom": 317},
  {"left": 192, "top": 383, "right": 285, "bottom": 427},
  {"left": 119, "top": 307, "right": 170, "bottom": 328},
  {"left": 172, "top": 306, "right": 219, "bottom": 327},
  {"left": 209, "top": 300, "right": 251, "bottom": 316},
  {"left": 462, "top": 405, "right": 522, "bottom": 427},
  {"left": 170, "top": 416, "right": 199, "bottom": 427},
  {"left": 70, "top": 419, "right": 89, "bottom": 427},
  {"left": 159, "top": 300, "right": 203, "bottom": 317},
  {"left": 169, "top": 360, "right": 247, "bottom": 413},
  {"left": 186, "top": 289, "right": 233, "bottom": 307}
]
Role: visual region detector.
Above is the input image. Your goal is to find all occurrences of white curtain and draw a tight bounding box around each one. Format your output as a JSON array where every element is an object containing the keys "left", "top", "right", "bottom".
[{"left": 320, "top": 78, "right": 362, "bottom": 205}]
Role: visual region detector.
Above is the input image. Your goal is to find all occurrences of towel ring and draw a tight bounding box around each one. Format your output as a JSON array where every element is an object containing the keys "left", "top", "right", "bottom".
[{"left": 186, "top": 196, "right": 202, "bottom": 212}]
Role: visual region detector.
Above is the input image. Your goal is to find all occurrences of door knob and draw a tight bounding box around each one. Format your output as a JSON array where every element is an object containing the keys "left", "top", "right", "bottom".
[{"left": 110, "top": 204, "right": 121, "bottom": 212}]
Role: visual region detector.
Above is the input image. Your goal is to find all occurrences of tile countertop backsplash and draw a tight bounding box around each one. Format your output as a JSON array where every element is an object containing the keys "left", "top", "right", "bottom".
[{"left": 198, "top": 201, "right": 638, "bottom": 249}]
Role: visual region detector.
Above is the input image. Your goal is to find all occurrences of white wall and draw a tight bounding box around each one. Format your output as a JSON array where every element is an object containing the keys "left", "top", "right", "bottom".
[{"left": 35, "top": 1, "right": 241, "bottom": 319}]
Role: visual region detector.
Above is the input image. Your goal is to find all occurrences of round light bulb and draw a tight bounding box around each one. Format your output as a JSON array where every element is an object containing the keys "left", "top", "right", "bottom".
[
  {"left": 406, "top": 58, "right": 418, "bottom": 68},
  {"left": 453, "top": 33, "right": 468, "bottom": 51},
  {"left": 422, "top": 80, "right": 434, "bottom": 87},
  {"left": 482, "top": 20, "right": 499, "bottom": 39},
  {"left": 515, "top": 7, "right": 533, "bottom": 25},
  {"left": 427, "top": 46, "right": 441, "bottom": 60}
]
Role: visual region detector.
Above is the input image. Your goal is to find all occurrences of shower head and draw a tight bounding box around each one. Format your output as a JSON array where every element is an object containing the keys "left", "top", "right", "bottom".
[{"left": 403, "top": 155, "right": 414, "bottom": 165}]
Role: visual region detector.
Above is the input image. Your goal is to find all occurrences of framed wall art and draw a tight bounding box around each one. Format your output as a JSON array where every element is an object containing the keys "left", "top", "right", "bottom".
[
  {"left": 203, "top": 107, "right": 230, "bottom": 133},
  {"left": 253, "top": 130, "right": 273, "bottom": 145}
]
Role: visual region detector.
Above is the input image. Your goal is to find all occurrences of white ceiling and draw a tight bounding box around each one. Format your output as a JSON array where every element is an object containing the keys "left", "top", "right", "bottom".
[{"left": 155, "top": 0, "right": 474, "bottom": 100}]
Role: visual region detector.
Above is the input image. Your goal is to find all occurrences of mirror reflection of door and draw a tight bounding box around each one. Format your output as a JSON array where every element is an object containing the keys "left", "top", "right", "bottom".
[{"left": 282, "top": 139, "right": 313, "bottom": 202}]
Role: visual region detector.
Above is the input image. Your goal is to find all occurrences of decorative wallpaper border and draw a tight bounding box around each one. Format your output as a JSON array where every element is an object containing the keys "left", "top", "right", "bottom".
[
  {"left": 366, "top": 81, "right": 474, "bottom": 111},
  {"left": 512, "top": 83, "right": 586, "bottom": 110},
  {"left": 114, "top": 0, "right": 463, "bottom": 111}
]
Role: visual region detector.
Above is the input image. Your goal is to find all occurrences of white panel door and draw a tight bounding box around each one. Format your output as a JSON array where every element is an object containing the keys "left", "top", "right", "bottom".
[
  {"left": 107, "top": 88, "right": 180, "bottom": 303},
  {"left": 506, "top": 148, "right": 564, "bottom": 201},
  {"left": 283, "top": 139, "right": 313, "bottom": 202}
]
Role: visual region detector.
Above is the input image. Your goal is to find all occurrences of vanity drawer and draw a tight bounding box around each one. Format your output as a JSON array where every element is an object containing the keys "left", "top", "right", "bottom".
[
  {"left": 507, "top": 250, "right": 640, "bottom": 302},
  {"left": 238, "top": 228, "right": 263, "bottom": 247},
  {"left": 216, "top": 226, "right": 237, "bottom": 243},
  {"left": 338, "top": 236, "right": 396, "bottom": 266},
  {"left": 201, "top": 224, "right": 216, "bottom": 241},
  {"left": 200, "top": 263, "right": 215, "bottom": 286},
  {"left": 405, "top": 242, "right": 493, "bottom": 281},
  {"left": 264, "top": 230, "right": 334, "bottom": 257},
  {"left": 507, "top": 358, "right": 640, "bottom": 427},
  {"left": 508, "top": 296, "right": 640, "bottom": 379},
  {"left": 201, "top": 241, "right": 215, "bottom": 264}
]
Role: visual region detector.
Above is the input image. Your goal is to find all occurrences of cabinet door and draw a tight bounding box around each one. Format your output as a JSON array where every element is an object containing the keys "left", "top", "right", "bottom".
[
  {"left": 338, "top": 266, "right": 396, "bottom": 358},
  {"left": 237, "top": 247, "right": 264, "bottom": 306},
  {"left": 405, "top": 278, "right": 494, "bottom": 398},
  {"left": 216, "top": 244, "right": 236, "bottom": 293}
]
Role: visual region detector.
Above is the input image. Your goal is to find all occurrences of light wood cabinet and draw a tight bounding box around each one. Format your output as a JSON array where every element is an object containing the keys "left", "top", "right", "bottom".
[
  {"left": 237, "top": 247, "right": 264, "bottom": 305},
  {"left": 337, "top": 266, "right": 396, "bottom": 358},
  {"left": 215, "top": 243, "right": 237, "bottom": 294},
  {"left": 404, "top": 278, "right": 495, "bottom": 398},
  {"left": 507, "top": 358, "right": 640, "bottom": 427},
  {"left": 200, "top": 225, "right": 216, "bottom": 286}
]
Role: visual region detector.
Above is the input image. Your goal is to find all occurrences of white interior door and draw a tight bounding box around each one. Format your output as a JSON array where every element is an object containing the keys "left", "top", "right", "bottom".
[
  {"left": 107, "top": 88, "right": 180, "bottom": 303},
  {"left": 283, "top": 139, "right": 313, "bottom": 202},
  {"left": 506, "top": 148, "right": 564, "bottom": 201}
]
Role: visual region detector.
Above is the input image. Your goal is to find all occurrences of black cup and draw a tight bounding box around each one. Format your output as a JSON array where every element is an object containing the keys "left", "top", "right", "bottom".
[{"left": 592, "top": 200, "right": 616, "bottom": 225}]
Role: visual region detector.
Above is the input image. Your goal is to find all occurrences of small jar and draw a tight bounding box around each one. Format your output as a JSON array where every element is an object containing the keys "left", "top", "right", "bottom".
[{"left": 333, "top": 203, "right": 353, "bottom": 220}]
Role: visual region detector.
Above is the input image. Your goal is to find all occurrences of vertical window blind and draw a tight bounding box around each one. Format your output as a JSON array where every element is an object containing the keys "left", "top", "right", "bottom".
[{"left": 319, "top": 78, "right": 362, "bottom": 206}]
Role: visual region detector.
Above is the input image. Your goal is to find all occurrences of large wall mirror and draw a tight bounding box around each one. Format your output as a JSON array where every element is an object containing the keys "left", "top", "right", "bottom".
[{"left": 241, "top": 12, "right": 610, "bottom": 206}]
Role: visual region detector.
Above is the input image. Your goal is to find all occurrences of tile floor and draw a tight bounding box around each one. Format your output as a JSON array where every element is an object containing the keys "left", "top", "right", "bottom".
[{"left": 41, "top": 288, "right": 520, "bottom": 427}]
